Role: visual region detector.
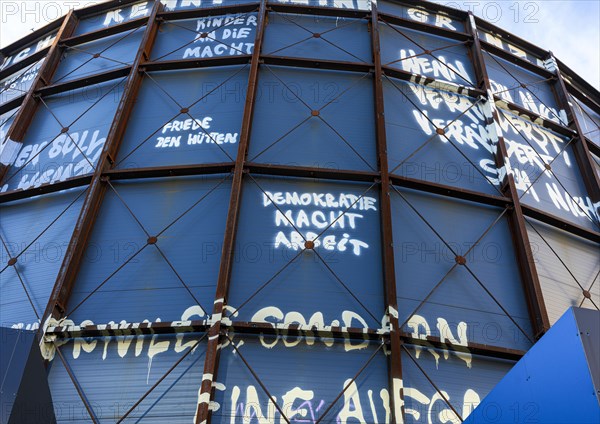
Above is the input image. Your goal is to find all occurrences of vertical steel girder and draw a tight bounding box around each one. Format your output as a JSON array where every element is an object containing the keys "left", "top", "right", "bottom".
[
  {"left": 466, "top": 12, "right": 550, "bottom": 338},
  {"left": 41, "top": 1, "right": 164, "bottom": 324},
  {"left": 0, "top": 11, "right": 78, "bottom": 182},
  {"left": 549, "top": 54, "right": 600, "bottom": 204},
  {"left": 370, "top": 3, "right": 405, "bottom": 422},
  {"left": 194, "top": 1, "right": 267, "bottom": 422}
]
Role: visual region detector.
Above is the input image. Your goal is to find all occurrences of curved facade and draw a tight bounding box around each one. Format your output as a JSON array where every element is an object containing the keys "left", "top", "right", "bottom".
[{"left": 0, "top": 0, "right": 599, "bottom": 422}]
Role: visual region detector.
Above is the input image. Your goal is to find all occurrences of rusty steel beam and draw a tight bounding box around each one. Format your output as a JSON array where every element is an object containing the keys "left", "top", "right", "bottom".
[
  {"left": 467, "top": 12, "right": 550, "bottom": 338},
  {"left": 522, "top": 204, "right": 600, "bottom": 244},
  {"left": 36, "top": 66, "right": 131, "bottom": 97},
  {"left": 61, "top": 16, "right": 149, "bottom": 47},
  {"left": 142, "top": 55, "right": 251, "bottom": 71},
  {"left": 0, "top": 175, "right": 91, "bottom": 204},
  {"left": 246, "top": 162, "right": 379, "bottom": 182},
  {"left": 158, "top": 2, "right": 259, "bottom": 20},
  {"left": 479, "top": 40, "right": 553, "bottom": 79},
  {"left": 493, "top": 96, "right": 575, "bottom": 138},
  {"left": 549, "top": 53, "right": 600, "bottom": 208},
  {"left": 43, "top": 319, "right": 525, "bottom": 362},
  {"left": 261, "top": 55, "right": 372, "bottom": 72},
  {"left": 560, "top": 65, "right": 600, "bottom": 111},
  {"left": 73, "top": 0, "right": 143, "bottom": 19},
  {"left": 0, "top": 22, "right": 61, "bottom": 60},
  {"left": 589, "top": 140, "right": 600, "bottom": 158},
  {"left": 0, "top": 48, "right": 48, "bottom": 81},
  {"left": 41, "top": 2, "right": 164, "bottom": 325},
  {"left": 194, "top": 0, "right": 268, "bottom": 422},
  {"left": 371, "top": 5, "right": 405, "bottom": 423},
  {"left": 0, "top": 95, "right": 24, "bottom": 116},
  {"left": 390, "top": 174, "right": 511, "bottom": 208},
  {"left": 0, "top": 11, "right": 78, "bottom": 183},
  {"left": 382, "top": 65, "right": 485, "bottom": 98},
  {"left": 268, "top": 2, "right": 369, "bottom": 18},
  {"left": 104, "top": 163, "right": 235, "bottom": 180}
]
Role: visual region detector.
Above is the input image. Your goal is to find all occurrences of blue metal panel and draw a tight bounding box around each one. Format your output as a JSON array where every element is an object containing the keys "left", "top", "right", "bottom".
[
  {"left": 228, "top": 176, "right": 384, "bottom": 325},
  {"left": 401, "top": 345, "right": 515, "bottom": 423},
  {"left": 248, "top": 67, "right": 376, "bottom": 171},
  {"left": 0, "top": 188, "right": 86, "bottom": 328},
  {"left": 73, "top": 1, "right": 155, "bottom": 36},
  {"left": 485, "top": 53, "right": 566, "bottom": 126},
  {"left": 499, "top": 110, "right": 599, "bottom": 230},
  {"left": 383, "top": 78, "right": 499, "bottom": 195},
  {"left": 464, "top": 308, "right": 600, "bottom": 424},
  {"left": 52, "top": 28, "right": 145, "bottom": 84},
  {"left": 2, "top": 79, "right": 126, "bottom": 192},
  {"left": 65, "top": 175, "right": 231, "bottom": 324},
  {"left": 263, "top": 14, "right": 371, "bottom": 63},
  {"left": 478, "top": 30, "right": 545, "bottom": 70},
  {"left": 380, "top": 25, "right": 475, "bottom": 86},
  {"left": 378, "top": 2, "right": 465, "bottom": 32},
  {"left": 151, "top": 14, "right": 258, "bottom": 62},
  {"left": 116, "top": 67, "right": 248, "bottom": 169},
  {"left": 0, "top": 60, "right": 43, "bottom": 106},
  {"left": 391, "top": 188, "right": 534, "bottom": 351},
  {"left": 572, "top": 96, "right": 600, "bottom": 148},
  {"left": 0, "top": 108, "right": 19, "bottom": 149},
  {"left": 48, "top": 334, "right": 207, "bottom": 423},
  {"left": 526, "top": 219, "right": 600, "bottom": 325},
  {"left": 212, "top": 335, "right": 388, "bottom": 423}
]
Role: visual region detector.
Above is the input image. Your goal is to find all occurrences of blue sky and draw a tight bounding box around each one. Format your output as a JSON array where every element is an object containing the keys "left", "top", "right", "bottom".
[
  {"left": 1, "top": 0, "right": 599, "bottom": 89},
  {"left": 430, "top": 0, "right": 600, "bottom": 89}
]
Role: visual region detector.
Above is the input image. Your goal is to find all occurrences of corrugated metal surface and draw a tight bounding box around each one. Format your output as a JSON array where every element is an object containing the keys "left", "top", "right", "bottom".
[
  {"left": 0, "top": 188, "right": 85, "bottom": 327},
  {"left": 527, "top": 219, "right": 599, "bottom": 325},
  {"left": 392, "top": 188, "right": 533, "bottom": 351},
  {"left": 66, "top": 175, "right": 231, "bottom": 324}
]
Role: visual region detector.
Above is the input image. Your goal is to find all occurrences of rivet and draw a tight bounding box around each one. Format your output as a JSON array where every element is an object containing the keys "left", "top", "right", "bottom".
[
  {"left": 304, "top": 240, "right": 315, "bottom": 250},
  {"left": 311, "top": 110, "right": 319, "bottom": 117},
  {"left": 313, "top": 33, "right": 321, "bottom": 38},
  {"left": 147, "top": 236, "right": 158, "bottom": 245},
  {"left": 455, "top": 255, "right": 466, "bottom": 265},
  {"left": 436, "top": 127, "right": 445, "bottom": 136},
  {"left": 7, "top": 257, "right": 17, "bottom": 266},
  {"left": 61, "top": 127, "right": 70, "bottom": 133}
]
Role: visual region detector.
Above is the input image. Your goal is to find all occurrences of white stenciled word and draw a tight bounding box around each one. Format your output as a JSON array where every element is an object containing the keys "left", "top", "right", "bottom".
[
  {"left": 224, "top": 380, "right": 480, "bottom": 424},
  {"left": 263, "top": 191, "right": 377, "bottom": 256},
  {"left": 2, "top": 130, "right": 106, "bottom": 192},
  {"left": 183, "top": 15, "right": 257, "bottom": 59},
  {"left": 399, "top": 49, "right": 472, "bottom": 84},
  {"left": 156, "top": 117, "right": 238, "bottom": 148}
]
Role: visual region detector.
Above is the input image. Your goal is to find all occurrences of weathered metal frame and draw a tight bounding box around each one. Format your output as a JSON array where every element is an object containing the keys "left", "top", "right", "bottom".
[
  {"left": 0, "top": 0, "right": 599, "bottom": 422},
  {"left": 466, "top": 12, "right": 551, "bottom": 338}
]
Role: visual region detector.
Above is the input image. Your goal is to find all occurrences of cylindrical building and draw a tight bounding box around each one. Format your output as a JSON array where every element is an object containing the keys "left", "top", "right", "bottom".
[{"left": 0, "top": 0, "right": 598, "bottom": 423}]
